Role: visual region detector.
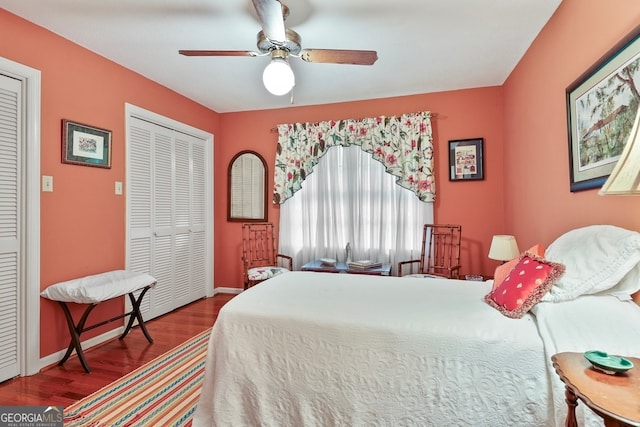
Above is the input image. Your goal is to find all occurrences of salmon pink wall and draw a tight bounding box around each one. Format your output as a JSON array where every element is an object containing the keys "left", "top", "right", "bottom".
[
  {"left": 6, "top": 0, "right": 639, "bottom": 365},
  {"left": 0, "top": 10, "right": 221, "bottom": 358},
  {"left": 503, "top": 0, "right": 640, "bottom": 249},
  {"left": 216, "top": 87, "right": 507, "bottom": 288}
]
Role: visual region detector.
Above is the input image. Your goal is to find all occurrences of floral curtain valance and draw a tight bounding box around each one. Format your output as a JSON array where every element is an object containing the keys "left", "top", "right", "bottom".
[{"left": 273, "top": 111, "right": 435, "bottom": 204}]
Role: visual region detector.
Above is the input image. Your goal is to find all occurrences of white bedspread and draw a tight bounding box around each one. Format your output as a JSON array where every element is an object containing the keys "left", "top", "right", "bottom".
[
  {"left": 40, "top": 270, "right": 156, "bottom": 304},
  {"left": 194, "top": 272, "right": 551, "bottom": 426}
]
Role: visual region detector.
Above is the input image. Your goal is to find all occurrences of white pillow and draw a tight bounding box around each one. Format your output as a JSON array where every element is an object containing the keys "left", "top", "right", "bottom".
[
  {"left": 599, "top": 262, "right": 640, "bottom": 300},
  {"left": 542, "top": 225, "right": 640, "bottom": 302}
]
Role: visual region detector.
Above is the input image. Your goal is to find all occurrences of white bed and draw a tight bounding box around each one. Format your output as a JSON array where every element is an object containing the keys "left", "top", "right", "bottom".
[{"left": 193, "top": 225, "right": 640, "bottom": 427}]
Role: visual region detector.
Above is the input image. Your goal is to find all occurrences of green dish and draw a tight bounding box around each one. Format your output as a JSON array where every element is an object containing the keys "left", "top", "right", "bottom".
[{"left": 584, "top": 350, "right": 634, "bottom": 374}]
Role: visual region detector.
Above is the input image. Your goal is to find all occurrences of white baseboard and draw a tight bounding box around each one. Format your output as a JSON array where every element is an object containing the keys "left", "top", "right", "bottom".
[{"left": 213, "top": 286, "right": 242, "bottom": 295}]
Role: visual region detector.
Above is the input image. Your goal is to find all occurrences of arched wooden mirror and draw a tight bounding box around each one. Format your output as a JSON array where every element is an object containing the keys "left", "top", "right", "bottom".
[{"left": 227, "top": 150, "right": 268, "bottom": 222}]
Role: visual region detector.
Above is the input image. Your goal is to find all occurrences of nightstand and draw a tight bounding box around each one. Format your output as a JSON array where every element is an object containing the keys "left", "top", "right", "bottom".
[{"left": 551, "top": 352, "right": 640, "bottom": 427}]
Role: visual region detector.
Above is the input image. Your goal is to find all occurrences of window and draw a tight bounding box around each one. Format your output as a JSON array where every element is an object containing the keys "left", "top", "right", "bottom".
[{"left": 279, "top": 145, "right": 433, "bottom": 273}]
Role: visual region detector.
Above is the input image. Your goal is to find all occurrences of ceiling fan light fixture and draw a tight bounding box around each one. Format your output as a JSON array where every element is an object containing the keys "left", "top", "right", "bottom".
[{"left": 262, "top": 57, "right": 295, "bottom": 96}]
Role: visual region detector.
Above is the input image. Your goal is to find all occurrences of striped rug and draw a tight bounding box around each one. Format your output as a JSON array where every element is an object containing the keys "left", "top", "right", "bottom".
[{"left": 64, "top": 328, "right": 211, "bottom": 427}]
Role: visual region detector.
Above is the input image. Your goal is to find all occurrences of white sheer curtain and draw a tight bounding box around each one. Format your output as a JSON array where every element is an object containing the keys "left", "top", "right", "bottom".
[{"left": 279, "top": 145, "right": 434, "bottom": 274}]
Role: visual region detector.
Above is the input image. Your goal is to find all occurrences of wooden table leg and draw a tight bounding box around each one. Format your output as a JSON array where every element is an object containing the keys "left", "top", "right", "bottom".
[
  {"left": 120, "top": 286, "right": 153, "bottom": 343},
  {"left": 54, "top": 283, "right": 155, "bottom": 374},
  {"left": 57, "top": 301, "right": 97, "bottom": 373},
  {"left": 564, "top": 386, "right": 579, "bottom": 427}
]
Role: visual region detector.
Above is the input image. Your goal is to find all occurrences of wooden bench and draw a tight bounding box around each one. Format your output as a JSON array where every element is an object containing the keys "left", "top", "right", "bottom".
[{"left": 41, "top": 270, "right": 157, "bottom": 373}]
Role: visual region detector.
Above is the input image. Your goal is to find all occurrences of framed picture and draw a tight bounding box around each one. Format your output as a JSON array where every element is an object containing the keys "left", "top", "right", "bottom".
[
  {"left": 62, "top": 119, "right": 112, "bottom": 168},
  {"left": 448, "top": 138, "right": 484, "bottom": 181},
  {"left": 566, "top": 25, "right": 640, "bottom": 192}
]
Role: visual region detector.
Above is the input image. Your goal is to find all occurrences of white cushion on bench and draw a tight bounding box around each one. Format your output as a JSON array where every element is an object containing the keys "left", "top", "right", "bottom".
[{"left": 41, "top": 270, "right": 157, "bottom": 304}]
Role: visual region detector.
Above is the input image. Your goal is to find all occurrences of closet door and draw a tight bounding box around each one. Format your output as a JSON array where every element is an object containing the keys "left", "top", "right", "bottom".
[
  {"left": 173, "top": 133, "right": 208, "bottom": 307},
  {"left": 128, "top": 122, "right": 153, "bottom": 316},
  {"left": 189, "top": 138, "right": 208, "bottom": 299},
  {"left": 0, "top": 74, "right": 22, "bottom": 381},
  {"left": 127, "top": 113, "right": 212, "bottom": 320},
  {"left": 151, "top": 129, "right": 175, "bottom": 316}
]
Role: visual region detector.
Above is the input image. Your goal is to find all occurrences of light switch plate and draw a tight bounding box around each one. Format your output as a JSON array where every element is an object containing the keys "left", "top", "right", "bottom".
[
  {"left": 42, "top": 175, "right": 53, "bottom": 192},
  {"left": 115, "top": 181, "right": 123, "bottom": 195}
]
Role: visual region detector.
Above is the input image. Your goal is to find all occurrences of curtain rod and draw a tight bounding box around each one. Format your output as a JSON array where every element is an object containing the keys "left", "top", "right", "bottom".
[{"left": 269, "top": 112, "right": 439, "bottom": 133}]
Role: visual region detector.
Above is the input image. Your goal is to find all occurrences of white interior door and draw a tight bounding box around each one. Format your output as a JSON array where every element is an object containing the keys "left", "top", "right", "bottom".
[
  {"left": 126, "top": 105, "right": 213, "bottom": 320},
  {"left": 151, "top": 128, "right": 175, "bottom": 316},
  {"left": 0, "top": 73, "right": 22, "bottom": 381},
  {"left": 0, "top": 57, "right": 40, "bottom": 377},
  {"left": 187, "top": 137, "right": 208, "bottom": 301}
]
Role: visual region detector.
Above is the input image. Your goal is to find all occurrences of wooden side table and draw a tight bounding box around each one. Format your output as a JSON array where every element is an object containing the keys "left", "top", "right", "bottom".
[{"left": 552, "top": 352, "right": 640, "bottom": 427}]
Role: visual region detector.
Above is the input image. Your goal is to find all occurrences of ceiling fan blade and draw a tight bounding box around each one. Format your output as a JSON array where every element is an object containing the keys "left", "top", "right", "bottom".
[
  {"left": 299, "top": 49, "right": 378, "bottom": 65},
  {"left": 179, "top": 50, "right": 262, "bottom": 57},
  {"left": 252, "top": 0, "right": 286, "bottom": 45}
]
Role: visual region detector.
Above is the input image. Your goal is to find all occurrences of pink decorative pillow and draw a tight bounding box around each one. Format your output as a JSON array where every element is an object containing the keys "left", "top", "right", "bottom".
[
  {"left": 492, "top": 244, "right": 546, "bottom": 291},
  {"left": 485, "top": 253, "right": 564, "bottom": 319}
]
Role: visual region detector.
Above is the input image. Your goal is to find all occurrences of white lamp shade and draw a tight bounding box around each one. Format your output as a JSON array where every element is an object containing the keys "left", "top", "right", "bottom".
[
  {"left": 599, "top": 106, "right": 640, "bottom": 195},
  {"left": 488, "top": 235, "right": 520, "bottom": 261},
  {"left": 262, "top": 58, "right": 295, "bottom": 96}
]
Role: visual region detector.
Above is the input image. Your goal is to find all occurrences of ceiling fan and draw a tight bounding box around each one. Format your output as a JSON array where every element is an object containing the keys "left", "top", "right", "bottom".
[{"left": 179, "top": 0, "right": 378, "bottom": 96}]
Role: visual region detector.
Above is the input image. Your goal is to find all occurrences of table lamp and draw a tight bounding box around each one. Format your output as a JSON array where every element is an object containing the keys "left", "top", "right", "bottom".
[{"left": 488, "top": 235, "right": 520, "bottom": 264}]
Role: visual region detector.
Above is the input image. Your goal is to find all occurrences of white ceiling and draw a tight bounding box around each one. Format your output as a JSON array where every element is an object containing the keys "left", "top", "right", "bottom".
[{"left": 1, "top": 0, "right": 562, "bottom": 113}]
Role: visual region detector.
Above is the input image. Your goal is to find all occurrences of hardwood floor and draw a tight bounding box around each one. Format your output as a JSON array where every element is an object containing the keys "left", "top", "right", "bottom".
[{"left": 0, "top": 293, "right": 236, "bottom": 407}]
